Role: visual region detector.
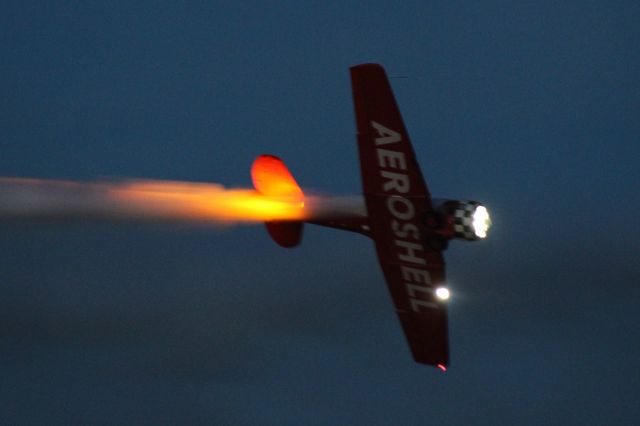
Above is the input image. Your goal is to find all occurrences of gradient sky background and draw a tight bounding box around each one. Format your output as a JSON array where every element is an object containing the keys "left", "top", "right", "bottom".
[{"left": 1, "top": 1, "right": 639, "bottom": 424}]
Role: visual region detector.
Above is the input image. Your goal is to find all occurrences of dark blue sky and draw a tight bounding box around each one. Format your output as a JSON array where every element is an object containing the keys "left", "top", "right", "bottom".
[{"left": 1, "top": 1, "right": 639, "bottom": 424}]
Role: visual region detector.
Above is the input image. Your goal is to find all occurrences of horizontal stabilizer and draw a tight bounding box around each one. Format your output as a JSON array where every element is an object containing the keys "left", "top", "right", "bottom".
[
  {"left": 251, "top": 155, "right": 304, "bottom": 247},
  {"left": 251, "top": 155, "right": 304, "bottom": 198},
  {"left": 265, "top": 221, "right": 303, "bottom": 248}
]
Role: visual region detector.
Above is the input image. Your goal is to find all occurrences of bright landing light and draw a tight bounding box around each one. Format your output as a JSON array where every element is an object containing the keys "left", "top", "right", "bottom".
[
  {"left": 435, "top": 287, "right": 450, "bottom": 301},
  {"left": 472, "top": 205, "right": 491, "bottom": 239}
]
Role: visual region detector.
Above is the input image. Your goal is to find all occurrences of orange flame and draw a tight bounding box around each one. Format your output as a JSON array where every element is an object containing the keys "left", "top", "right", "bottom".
[
  {"left": 0, "top": 178, "right": 306, "bottom": 223},
  {"left": 109, "top": 181, "right": 306, "bottom": 223}
]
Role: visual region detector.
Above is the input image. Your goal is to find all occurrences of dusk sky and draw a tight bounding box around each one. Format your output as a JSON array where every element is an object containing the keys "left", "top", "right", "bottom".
[{"left": 1, "top": 1, "right": 639, "bottom": 424}]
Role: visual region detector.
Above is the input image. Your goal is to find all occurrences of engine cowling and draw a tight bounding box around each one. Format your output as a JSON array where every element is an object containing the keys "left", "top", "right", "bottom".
[{"left": 429, "top": 199, "right": 491, "bottom": 241}]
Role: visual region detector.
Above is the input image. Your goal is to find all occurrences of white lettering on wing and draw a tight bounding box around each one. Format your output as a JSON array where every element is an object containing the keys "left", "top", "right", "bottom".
[{"left": 371, "top": 121, "right": 437, "bottom": 312}]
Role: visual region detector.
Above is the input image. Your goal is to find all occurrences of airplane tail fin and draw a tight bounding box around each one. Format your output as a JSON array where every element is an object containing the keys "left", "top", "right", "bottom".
[{"left": 251, "top": 155, "right": 304, "bottom": 247}]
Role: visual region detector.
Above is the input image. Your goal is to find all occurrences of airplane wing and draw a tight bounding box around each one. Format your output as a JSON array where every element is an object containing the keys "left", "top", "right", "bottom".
[{"left": 350, "top": 64, "right": 449, "bottom": 367}]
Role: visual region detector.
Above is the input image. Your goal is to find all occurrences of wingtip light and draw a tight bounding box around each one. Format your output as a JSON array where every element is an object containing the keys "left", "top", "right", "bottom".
[{"left": 435, "top": 287, "right": 450, "bottom": 301}]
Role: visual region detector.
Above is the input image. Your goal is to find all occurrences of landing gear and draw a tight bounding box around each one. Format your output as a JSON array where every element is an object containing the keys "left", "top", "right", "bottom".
[
  {"left": 422, "top": 211, "right": 449, "bottom": 251},
  {"left": 425, "top": 234, "right": 449, "bottom": 252},
  {"left": 422, "top": 211, "right": 442, "bottom": 230}
]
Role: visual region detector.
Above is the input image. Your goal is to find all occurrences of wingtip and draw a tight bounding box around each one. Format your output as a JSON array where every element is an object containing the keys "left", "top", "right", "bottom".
[{"left": 350, "top": 63, "right": 384, "bottom": 72}]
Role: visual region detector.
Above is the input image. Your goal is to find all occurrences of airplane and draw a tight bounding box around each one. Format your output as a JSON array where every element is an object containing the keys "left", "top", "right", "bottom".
[{"left": 250, "top": 63, "right": 491, "bottom": 369}]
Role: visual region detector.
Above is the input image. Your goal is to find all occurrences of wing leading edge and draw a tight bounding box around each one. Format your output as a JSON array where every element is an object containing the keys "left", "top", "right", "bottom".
[{"left": 350, "top": 64, "right": 449, "bottom": 367}]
